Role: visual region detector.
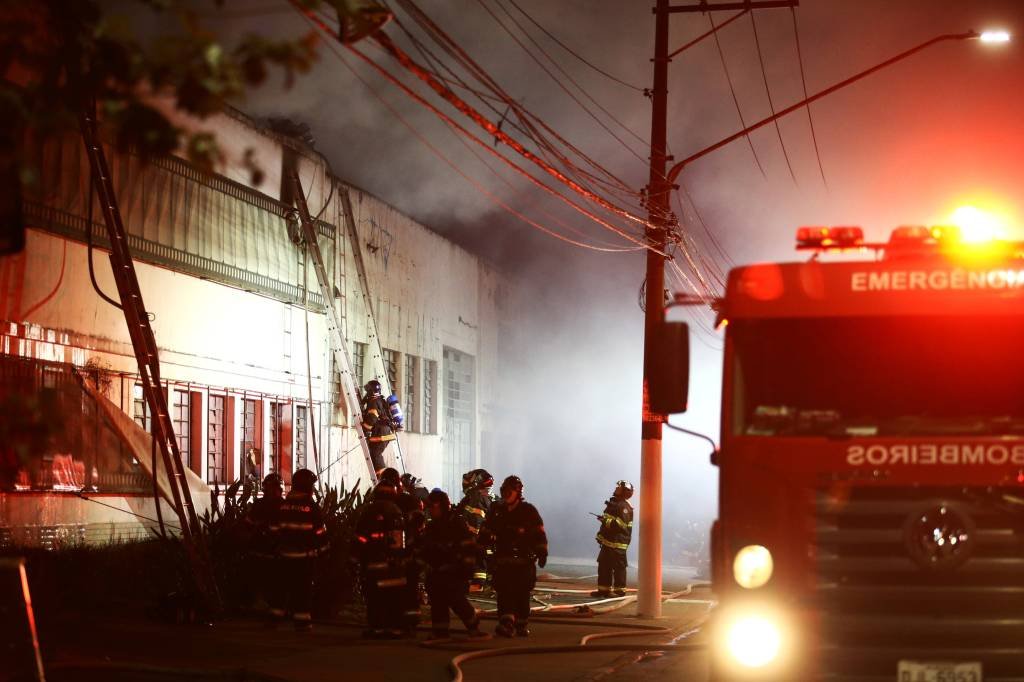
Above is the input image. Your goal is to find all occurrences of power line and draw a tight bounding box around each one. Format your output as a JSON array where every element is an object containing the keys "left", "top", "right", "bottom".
[
  {"left": 506, "top": 0, "right": 645, "bottom": 92},
  {"left": 385, "top": 13, "right": 642, "bottom": 204},
  {"left": 299, "top": 8, "right": 647, "bottom": 251},
  {"left": 390, "top": 0, "right": 642, "bottom": 200},
  {"left": 790, "top": 6, "right": 828, "bottom": 189},
  {"left": 483, "top": 0, "right": 650, "bottom": 154},
  {"left": 709, "top": 12, "right": 767, "bottom": 178},
  {"left": 344, "top": 37, "right": 661, "bottom": 252},
  {"left": 749, "top": 10, "right": 797, "bottom": 184}
]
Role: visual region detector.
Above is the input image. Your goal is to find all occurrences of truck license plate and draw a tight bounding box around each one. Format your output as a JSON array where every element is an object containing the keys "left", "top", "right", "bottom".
[{"left": 898, "top": 661, "right": 982, "bottom": 682}]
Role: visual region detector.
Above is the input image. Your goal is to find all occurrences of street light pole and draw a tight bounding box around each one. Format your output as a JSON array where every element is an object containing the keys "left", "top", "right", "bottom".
[{"left": 666, "top": 30, "right": 995, "bottom": 184}]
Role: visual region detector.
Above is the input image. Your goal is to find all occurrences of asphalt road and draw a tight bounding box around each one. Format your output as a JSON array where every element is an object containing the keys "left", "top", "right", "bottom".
[{"left": 31, "top": 562, "right": 713, "bottom": 682}]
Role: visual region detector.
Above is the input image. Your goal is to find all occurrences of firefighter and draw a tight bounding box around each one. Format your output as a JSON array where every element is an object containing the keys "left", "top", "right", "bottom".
[
  {"left": 479, "top": 475, "right": 547, "bottom": 637},
  {"left": 379, "top": 467, "right": 426, "bottom": 632},
  {"left": 267, "top": 468, "right": 328, "bottom": 630},
  {"left": 245, "top": 473, "right": 284, "bottom": 607},
  {"left": 457, "top": 469, "right": 494, "bottom": 591},
  {"left": 360, "top": 379, "right": 396, "bottom": 475},
  {"left": 420, "top": 489, "right": 489, "bottom": 642},
  {"left": 354, "top": 476, "right": 411, "bottom": 638},
  {"left": 401, "top": 472, "right": 430, "bottom": 508},
  {"left": 591, "top": 480, "right": 634, "bottom": 598}
]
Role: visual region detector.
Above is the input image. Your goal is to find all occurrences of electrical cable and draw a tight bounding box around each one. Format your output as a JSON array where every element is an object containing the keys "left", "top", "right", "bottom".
[
  {"left": 667, "top": 9, "right": 748, "bottom": 59},
  {"left": 505, "top": 0, "right": 644, "bottom": 92},
  {"left": 384, "top": 12, "right": 643, "bottom": 205},
  {"left": 790, "top": 6, "right": 828, "bottom": 189},
  {"left": 708, "top": 13, "right": 767, "bottom": 178},
  {"left": 387, "top": 0, "right": 644, "bottom": 202},
  {"left": 74, "top": 492, "right": 181, "bottom": 533},
  {"left": 335, "top": 37, "right": 664, "bottom": 253},
  {"left": 749, "top": 11, "right": 798, "bottom": 184},
  {"left": 84, "top": 162, "right": 122, "bottom": 310},
  {"left": 302, "top": 15, "right": 643, "bottom": 254},
  {"left": 19, "top": 239, "right": 66, "bottom": 319},
  {"left": 476, "top": 0, "right": 649, "bottom": 161}
]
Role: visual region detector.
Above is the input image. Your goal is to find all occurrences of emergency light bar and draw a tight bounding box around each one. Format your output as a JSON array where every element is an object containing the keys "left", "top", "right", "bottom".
[{"left": 795, "top": 226, "right": 864, "bottom": 250}]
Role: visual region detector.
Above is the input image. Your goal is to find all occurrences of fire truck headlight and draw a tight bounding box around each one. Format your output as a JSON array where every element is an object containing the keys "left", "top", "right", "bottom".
[
  {"left": 733, "top": 544, "right": 773, "bottom": 588},
  {"left": 725, "top": 615, "right": 782, "bottom": 668}
]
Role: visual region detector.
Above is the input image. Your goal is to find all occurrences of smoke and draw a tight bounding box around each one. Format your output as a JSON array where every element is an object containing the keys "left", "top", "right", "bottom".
[{"left": 210, "top": 0, "right": 1024, "bottom": 565}]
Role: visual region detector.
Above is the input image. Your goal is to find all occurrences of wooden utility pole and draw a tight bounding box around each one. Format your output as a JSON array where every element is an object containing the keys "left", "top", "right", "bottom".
[{"left": 638, "top": 0, "right": 798, "bottom": 619}]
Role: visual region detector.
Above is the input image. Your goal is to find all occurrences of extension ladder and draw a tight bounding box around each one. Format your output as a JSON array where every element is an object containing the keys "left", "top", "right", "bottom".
[{"left": 78, "top": 109, "right": 218, "bottom": 609}]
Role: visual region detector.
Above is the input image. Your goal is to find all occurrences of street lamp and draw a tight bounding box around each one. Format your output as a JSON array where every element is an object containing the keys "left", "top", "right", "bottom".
[{"left": 665, "top": 28, "right": 1011, "bottom": 185}]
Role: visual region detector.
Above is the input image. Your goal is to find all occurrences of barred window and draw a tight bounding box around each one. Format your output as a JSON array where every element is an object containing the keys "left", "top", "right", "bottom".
[
  {"left": 172, "top": 390, "right": 190, "bottom": 462},
  {"left": 133, "top": 384, "right": 151, "bottom": 432},
  {"left": 208, "top": 395, "right": 226, "bottom": 484},
  {"left": 242, "top": 399, "right": 260, "bottom": 479},
  {"left": 382, "top": 348, "right": 398, "bottom": 394},
  {"left": 269, "top": 401, "right": 284, "bottom": 474},
  {"left": 423, "top": 360, "right": 437, "bottom": 434},
  {"left": 295, "top": 405, "right": 308, "bottom": 470},
  {"left": 351, "top": 341, "right": 367, "bottom": 388},
  {"left": 404, "top": 355, "right": 418, "bottom": 433}
]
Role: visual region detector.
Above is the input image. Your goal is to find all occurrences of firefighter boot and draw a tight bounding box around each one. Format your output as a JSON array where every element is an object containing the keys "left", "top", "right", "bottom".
[
  {"left": 590, "top": 589, "right": 611, "bottom": 598},
  {"left": 495, "top": 614, "right": 516, "bottom": 638},
  {"left": 465, "top": 618, "right": 491, "bottom": 640},
  {"left": 515, "top": 621, "right": 530, "bottom": 637},
  {"left": 612, "top": 588, "right": 627, "bottom": 597}
]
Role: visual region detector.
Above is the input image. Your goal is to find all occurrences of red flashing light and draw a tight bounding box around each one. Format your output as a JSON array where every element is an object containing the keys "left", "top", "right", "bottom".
[{"left": 796, "top": 226, "right": 864, "bottom": 249}]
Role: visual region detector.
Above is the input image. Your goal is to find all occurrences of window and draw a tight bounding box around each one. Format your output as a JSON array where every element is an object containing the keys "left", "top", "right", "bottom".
[
  {"left": 382, "top": 348, "right": 398, "bottom": 394},
  {"left": 208, "top": 395, "right": 226, "bottom": 484},
  {"left": 423, "top": 359, "right": 437, "bottom": 434},
  {"left": 351, "top": 341, "right": 367, "bottom": 388},
  {"left": 133, "top": 383, "right": 151, "bottom": 432},
  {"left": 172, "top": 390, "right": 190, "bottom": 463},
  {"left": 269, "top": 401, "right": 285, "bottom": 474},
  {"left": 242, "top": 398, "right": 260, "bottom": 479},
  {"left": 404, "top": 355, "right": 419, "bottom": 433},
  {"left": 295, "top": 405, "right": 308, "bottom": 470}
]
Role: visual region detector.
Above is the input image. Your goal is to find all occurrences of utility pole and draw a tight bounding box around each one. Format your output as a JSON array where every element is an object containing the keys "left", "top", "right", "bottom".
[
  {"left": 638, "top": 0, "right": 798, "bottom": 620},
  {"left": 638, "top": 0, "right": 671, "bottom": 620}
]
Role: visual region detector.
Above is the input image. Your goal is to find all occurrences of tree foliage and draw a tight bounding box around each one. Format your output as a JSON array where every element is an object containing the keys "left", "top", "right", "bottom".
[{"left": 1, "top": 0, "right": 327, "bottom": 174}]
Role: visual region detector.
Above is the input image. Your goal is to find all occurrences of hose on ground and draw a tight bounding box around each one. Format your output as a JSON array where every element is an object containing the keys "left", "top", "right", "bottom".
[{"left": 432, "top": 582, "right": 711, "bottom": 682}]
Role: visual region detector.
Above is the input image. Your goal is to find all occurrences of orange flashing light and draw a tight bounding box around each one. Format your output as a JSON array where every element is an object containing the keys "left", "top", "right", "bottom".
[
  {"left": 796, "top": 226, "right": 864, "bottom": 249},
  {"left": 717, "top": 318, "right": 729, "bottom": 330}
]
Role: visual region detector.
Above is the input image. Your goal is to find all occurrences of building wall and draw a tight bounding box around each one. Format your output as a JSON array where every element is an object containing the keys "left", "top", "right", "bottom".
[{"left": 1, "top": 108, "right": 506, "bottom": 542}]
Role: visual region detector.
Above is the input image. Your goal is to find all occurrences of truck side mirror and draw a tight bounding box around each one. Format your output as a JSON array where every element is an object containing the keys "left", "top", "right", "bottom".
[{"left": 649, "top": 322, "right": 689, "bottom": 415}]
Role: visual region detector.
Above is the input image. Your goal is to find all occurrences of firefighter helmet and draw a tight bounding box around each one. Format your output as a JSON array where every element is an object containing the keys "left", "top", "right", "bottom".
[
  {"left": 427, "top": 488, "right": 451, "bottom": 509},
  {"left": 261, "top": 472, "right": 283, "bottom": 493},
  {"left": 400, "top": 472, "right": 420, "bottom": 490},
  {"left": 474, "top": 469, "right": 494, "bottom": 490},
  {"left": 500, "top": 475, "right": 523, "bottom": 498},
  {"left": 615, "top": 480, "right": 634, "bottom": 499},
  {"left": 373, "top": 479, "right": 399, "bottom": 499},
  {"left": 292, "top": 468, "right": 317, "bottom": 493},
  {"left": 379, "top": 467, "right": 401, "bottom": 487},
  {"left": 462, "top": 468, "right": 481, "bottom": 493},
  {"left": 364, "top": 379, "right": 382, "bottom": 395}
]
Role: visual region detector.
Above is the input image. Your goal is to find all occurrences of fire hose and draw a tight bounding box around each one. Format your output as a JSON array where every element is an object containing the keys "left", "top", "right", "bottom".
[{"left": 429, "top": 583, "right": 713, "bottom": 682}]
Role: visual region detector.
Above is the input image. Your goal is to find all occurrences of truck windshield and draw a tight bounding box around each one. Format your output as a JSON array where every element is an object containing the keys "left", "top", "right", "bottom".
[{"left": 730, "top": 315, "right": 1024, "bottom": 437}]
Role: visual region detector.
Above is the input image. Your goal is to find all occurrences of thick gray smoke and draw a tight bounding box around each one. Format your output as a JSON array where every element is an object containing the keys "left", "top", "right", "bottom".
[{"left": 209, "top": 0, "right": 1024, "bottom": 565}]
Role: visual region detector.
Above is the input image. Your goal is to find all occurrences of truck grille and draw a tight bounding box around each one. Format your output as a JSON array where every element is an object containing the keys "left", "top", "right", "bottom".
[{"left": 811, "top": 486, "right": 1024, "bottom": 682}]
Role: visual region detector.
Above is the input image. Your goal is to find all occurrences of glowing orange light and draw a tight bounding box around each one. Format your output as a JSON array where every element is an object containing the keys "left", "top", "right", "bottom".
[{"left": 948, "top": 205, "right": 1005, "bottom": 244}]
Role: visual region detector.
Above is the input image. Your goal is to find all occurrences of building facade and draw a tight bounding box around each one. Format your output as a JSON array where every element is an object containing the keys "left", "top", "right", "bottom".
[{"left": 0, "top": 107, "right": 506, "bottom": 545}]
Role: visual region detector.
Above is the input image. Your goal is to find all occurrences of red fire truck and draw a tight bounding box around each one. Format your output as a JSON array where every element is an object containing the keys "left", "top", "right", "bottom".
[{"left": 698, "top": 225, "right": 1024, "bottom": 681}]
